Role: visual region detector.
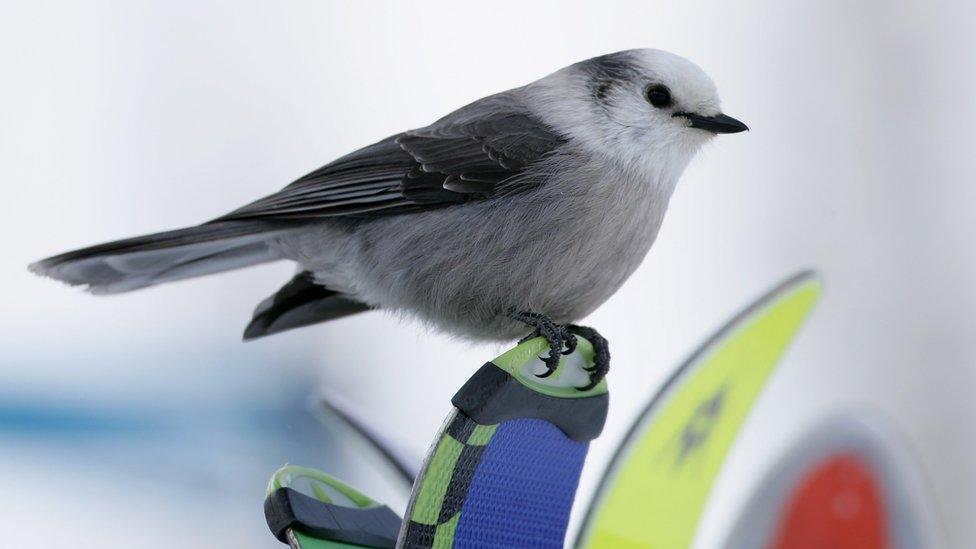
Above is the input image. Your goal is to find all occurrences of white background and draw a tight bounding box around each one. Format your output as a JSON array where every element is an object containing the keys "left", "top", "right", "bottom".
[{"left": 2, "top": 1, "right": 975, "bottom": 547}]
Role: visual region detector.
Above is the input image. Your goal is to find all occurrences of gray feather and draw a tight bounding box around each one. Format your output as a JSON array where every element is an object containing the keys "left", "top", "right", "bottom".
[
  {"left": 29, "top": 221, "right": 294, "bottom": 294},
  {"left": 216, "top": 91, "right": 566, "bottom": 221}
]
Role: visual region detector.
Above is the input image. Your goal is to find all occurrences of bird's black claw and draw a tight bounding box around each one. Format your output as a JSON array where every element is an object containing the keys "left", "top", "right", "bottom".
[
  {"left": 510, "top": 310, "right": 578, "bottom": 378},
  {"left": 574, "top": 376, "right": 601, "bottom": 392},
  {"left": 561, "top": 333, "right": 578, "bottom": 355},
  {"left": 538, "top": 332, "right": 565, "bottom": 378},
  {"left": 566, "top": 324, "right": 610, "bottom": 391},
  {"left": 509, "top": 314, "right": 610, "bottom": 389},
  {"left": 536, "top": 355, "right": 560, "bottom": 378}
]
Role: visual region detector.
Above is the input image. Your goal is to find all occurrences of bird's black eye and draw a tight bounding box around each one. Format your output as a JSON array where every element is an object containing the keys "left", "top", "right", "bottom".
[{"left": 644, "top": 84, "right": 672, "bottom": 108}]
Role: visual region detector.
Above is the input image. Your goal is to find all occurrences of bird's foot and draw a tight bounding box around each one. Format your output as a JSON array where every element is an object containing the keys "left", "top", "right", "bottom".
[
  {"left": 510, "top": 311, "right": 578, "bottom": 378},
  {"left": 565, "top": 324, "right": 610, "bottom": 391},
  {"left": 509, "top": 313, "right": 611, "bottom": 389}
]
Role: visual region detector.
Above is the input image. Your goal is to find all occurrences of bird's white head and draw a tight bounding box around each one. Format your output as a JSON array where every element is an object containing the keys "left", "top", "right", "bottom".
[{"left": 528, "top": 48, "right": 746, "bottom": 188}]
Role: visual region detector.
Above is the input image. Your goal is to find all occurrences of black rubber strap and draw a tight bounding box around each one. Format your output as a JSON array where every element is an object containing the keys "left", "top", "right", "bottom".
[
  {"left": 451, "top": 362, "right": 609, "bottom": 442},
  {"left": 264, "top": 487, "right": 402, "bottom": 548}
]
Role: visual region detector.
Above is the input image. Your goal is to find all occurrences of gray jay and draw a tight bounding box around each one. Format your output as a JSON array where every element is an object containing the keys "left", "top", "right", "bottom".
[{"left": 30, "top": 49, "right": 747, "bottom": 388}]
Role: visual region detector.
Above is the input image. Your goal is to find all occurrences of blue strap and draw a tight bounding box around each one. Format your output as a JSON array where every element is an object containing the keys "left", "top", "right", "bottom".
[{"left": 453, "top": 418, "right": 588, "bottom": 548}]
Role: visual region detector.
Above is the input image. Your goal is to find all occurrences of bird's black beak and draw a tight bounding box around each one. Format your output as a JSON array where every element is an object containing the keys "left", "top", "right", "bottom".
[{"left": 674, "top": 112, "right": 749, "bottom": 134}]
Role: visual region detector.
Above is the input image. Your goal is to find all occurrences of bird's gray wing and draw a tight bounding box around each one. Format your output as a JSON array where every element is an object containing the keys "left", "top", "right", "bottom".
[{"left": 215, "top": 91, "right": 566, "bottom": 221}]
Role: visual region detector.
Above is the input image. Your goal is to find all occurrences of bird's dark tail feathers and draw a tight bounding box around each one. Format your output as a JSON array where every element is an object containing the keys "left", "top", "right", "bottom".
[{"left": 29, "top": 220, "right": 297, "bottom": 294}]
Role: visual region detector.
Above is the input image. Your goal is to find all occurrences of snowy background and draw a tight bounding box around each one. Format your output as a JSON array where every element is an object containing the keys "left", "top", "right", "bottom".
[{"left": 2, "top": 1, "right": 974, "bottom": 546}]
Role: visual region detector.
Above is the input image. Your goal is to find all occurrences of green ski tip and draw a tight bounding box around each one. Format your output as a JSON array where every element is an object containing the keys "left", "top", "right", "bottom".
[
  {"left": 491, "top": 335, "right": 608, "bottom": 398},
  {"left": 267, "top": 464, "right": 378, "bottom": 509}
]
